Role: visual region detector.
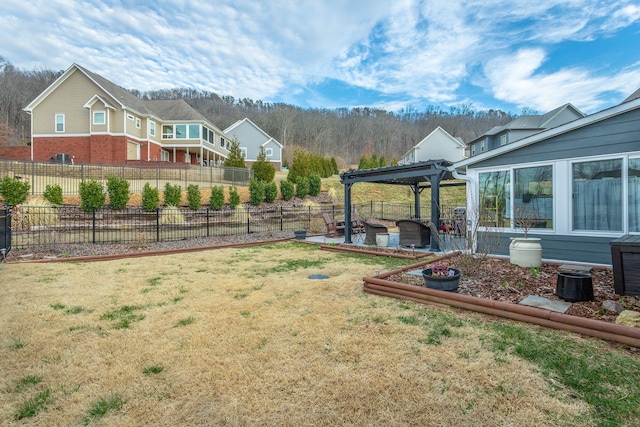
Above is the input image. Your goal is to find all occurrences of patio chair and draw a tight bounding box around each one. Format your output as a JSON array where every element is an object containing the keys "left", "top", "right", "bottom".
[
  {"left": 322, "top": 213, "right": 344, "bottom": 237},
  {"left": 362, "top": 220, "right": 388, "bottom": 245},
  {"left": 395, "top": 219, "right": 432, "bottom": 248}
]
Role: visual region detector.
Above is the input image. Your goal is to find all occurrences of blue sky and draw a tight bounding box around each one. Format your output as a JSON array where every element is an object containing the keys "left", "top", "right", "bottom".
[{"left": 2, "top": 0, "right": 640, "bottom": 115}]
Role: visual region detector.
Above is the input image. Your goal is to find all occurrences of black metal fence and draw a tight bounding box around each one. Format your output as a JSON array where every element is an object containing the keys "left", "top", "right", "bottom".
[
  {"left": 1, "top": 202, "right": 461, "bottom": 252},
  {"left": 0, "top": 160, "right": 253, "bottom": 195}
]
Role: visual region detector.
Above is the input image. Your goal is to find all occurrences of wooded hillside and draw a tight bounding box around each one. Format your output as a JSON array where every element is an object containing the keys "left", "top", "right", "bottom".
[{"left": 0, "top": 57, "right": 514, "bottom": 167}]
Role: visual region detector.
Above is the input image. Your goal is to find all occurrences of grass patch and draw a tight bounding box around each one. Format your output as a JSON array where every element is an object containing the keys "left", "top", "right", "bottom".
[
  {"left": 485, "top": 322, "right": 640, "bottom": 426},
  {"left": 173, "top": 316, "right": 196, "bottom": 327},
  {"left": 14, "top": 388, "right": 52, "bottom": 420},
  {"left": 15, "top": 375, "right": 43, "bottom": 392},
  {"left": 83, "top": 393, "right": 126, "bottom": 425},
  {"left": 65, "top": 305, "right": 93, "bottom": 315},
  {"left": 50, "top": 303, "right": 66, "bottom": 310},
  {"left": 9, "top": 337, "right": 28, "bottom": 350},
  {"left": 142, "top": 365, "right": 164, "bottom": 375},
  {"left": 100, "top": 305, "right": 145, "bottom": 329},
  {"left": 265, "top": 258, "right": 328, "bottom": 273},
  {"left": 147, "top": 277, "right": 162, "bottom": 286}
]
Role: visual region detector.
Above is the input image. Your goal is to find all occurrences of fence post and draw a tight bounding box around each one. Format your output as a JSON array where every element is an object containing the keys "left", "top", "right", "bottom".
[
  {"left": 280, "top": 206, "right": 283, "bottom": 231},
  {"left": 247, "top": 209, "right": 250, "bottom": 234},
  {"left": 153, "top": 208, "right": 159, "bottom": 242},
  {"left": 206, "top": 208, "right": 210, "bottom": 237},
  {"left": 31, "top": 161, "right": 35, "bottom": 194},
  {"left": 92, "top": 209, "right": 96, "bottom": 244}
]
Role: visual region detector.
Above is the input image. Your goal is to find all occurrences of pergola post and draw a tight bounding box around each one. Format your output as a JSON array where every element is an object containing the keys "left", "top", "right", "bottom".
[
  {"left": 429, "top": 174, "right": 442, "bottom": 251},
  {"left": 343, "top": 183, "right": 353, "bottom": 243}
]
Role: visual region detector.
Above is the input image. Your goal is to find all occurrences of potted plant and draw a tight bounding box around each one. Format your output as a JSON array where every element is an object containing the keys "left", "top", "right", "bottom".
[
  {"left": 509, "top": 205, "right": 542, "bottom": 267},
  {"left": 422, "top": 264, "right": 461, "bottom": 291}
]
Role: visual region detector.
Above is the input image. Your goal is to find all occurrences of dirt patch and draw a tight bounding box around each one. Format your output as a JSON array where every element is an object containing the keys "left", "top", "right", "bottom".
[{"left": 385, "top": 254, "right": 640, "bottom": 324}]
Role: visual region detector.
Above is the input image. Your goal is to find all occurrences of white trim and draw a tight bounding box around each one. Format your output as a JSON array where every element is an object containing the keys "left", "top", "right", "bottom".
[{"left": 93, "top": 111, "right": 106, "bottom": 125}]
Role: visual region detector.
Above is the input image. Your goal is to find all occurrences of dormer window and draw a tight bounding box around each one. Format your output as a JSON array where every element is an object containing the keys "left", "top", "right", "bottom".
[
  {"left": 265, "top": 148, "right": 273, "bottom": 157},
  {"left": 500, "top": 135, "right": 507, "bottom": 146},
  {"left": 93, "top": 111, "right": 105, "bottom": 125},
  {"left": 480, "top": 140, "right": 486, "bottom": 152}
]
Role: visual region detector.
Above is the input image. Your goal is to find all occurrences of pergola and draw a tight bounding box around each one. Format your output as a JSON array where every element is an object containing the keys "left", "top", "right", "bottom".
[{"left": 339, "top": 160, "right": 460, "bottom": 250}]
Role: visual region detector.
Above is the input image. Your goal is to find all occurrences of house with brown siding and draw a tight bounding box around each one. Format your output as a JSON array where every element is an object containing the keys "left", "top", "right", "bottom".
[{"left": 23, "top": 64, "right": 230, "bottom": 166}]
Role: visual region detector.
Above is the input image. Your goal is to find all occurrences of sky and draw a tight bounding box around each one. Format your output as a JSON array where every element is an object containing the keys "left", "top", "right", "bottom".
[{"left": 2, "top": 0, "right": 640, "bottom": 115}]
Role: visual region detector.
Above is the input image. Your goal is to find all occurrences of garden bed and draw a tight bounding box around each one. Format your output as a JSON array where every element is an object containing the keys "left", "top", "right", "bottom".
[{"left": 364, "top": 253, "right": 640, "bottom": 346}]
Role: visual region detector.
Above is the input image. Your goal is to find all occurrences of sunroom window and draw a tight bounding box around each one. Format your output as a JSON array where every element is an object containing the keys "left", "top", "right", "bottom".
[
  {"left": 513, "top": 165, "right": 553, "bottom": 230},
  {"left": 175, "top": 125, "right": 186, "bottom": 139},
  {"left": 478, "top": 170, "right": 510, "bottom": 227},
  {"left": 572, "top": 159, "right": 622, "bottom": 231}
]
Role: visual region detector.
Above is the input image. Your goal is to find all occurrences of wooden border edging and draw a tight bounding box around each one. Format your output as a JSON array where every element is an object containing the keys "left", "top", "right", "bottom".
[{"left": 363, "top": 277, "right": 640, "bottom": 347}]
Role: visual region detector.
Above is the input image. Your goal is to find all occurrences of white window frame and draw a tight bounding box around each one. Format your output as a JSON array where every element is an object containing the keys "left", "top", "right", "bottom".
[
  {"left": 240, "top": 147, "right": 247, "bottom": 158},
  {"left": 136, "top": 118, "right": 141, "bottom": 129},
  {"left": 93, "top": 111, "right": 105, "bottom": 125},
  {"left": 500, "top": 135, "right": 507, "bottom": 146},
  {"left": 149, "top": 121, "right": 156, "bottom": 137},
  {"left": 161, "top": 150, "right": 169, "bottom": 161},
  {"left": 55, "top": 114, "right": 65, "bottom": 132},
  {"left": 127, "top": 114, "right": 134, "bottom": 121},
  {"left": 265, "top": 147, "right": 273, "bottom": 157}
]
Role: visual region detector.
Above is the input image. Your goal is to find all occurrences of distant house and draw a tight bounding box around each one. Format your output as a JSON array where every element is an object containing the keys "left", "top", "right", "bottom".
[
  {"left": 22, "top": 64, "right": 230, "bottom": 166},
  {"left": 466, "top": 104, "right": 585, "bottom": 157},
  {"left": 453, "top": 90, "right": 640, "bottom": 265},
  {"left": 224, "top": 118, "right": 283, "bottom": 170},
  {"left": 399, "top": 126, "right": 466, "bottom": 164}
]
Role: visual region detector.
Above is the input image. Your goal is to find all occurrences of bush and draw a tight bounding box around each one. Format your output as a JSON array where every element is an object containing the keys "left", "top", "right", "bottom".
[
  {"left": 252, "top": 148, "right": 276, "bottom": 182},
  {"left": 228, "top": 187, "right": 241, "bottom": 209},
  {"left": 0, "top": 176, "right": 30, "bottom": 206},
  {"left": 79, "top": 180, "right": 106, "bottom": 212},
  {"left": 163, "top": 183, "right": 181, "bottom": 207},
  {"left": 295, "top": 178, "right": 309, "bottom": 199},
  {"left": 142, "top": 183, "right": 160, "bottom": 212},
  {"left": 187, "top": 184, "right": 202, "bottom": 210},
  {"left": 209, "top": 186, "right": 225, "bottom": 210},
  {"left": 264, "top": 181, "right": 278, "bottom": 203},
  {"left": 308, "top": 174, "right": 321, "bottom": 197},
  {"left": 43, "top": 184, "right": 63, "bottom": 206},
  {"left": 106, "top": 176, "right": 130, "bottom": 210},
  {"left": 280, "top": 179, "right": 294, "bottom": 201},
  {"left": 249, "top": 179, "right": 265, "bottom": 206}
]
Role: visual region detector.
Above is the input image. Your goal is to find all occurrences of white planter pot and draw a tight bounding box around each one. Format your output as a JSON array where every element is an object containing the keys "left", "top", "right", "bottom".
[
  {"left": 376, "top": 233, "right": 390, "bottom": 247},
  {"left": 509, "top": 237, "right": 542, "bottom": 267}
]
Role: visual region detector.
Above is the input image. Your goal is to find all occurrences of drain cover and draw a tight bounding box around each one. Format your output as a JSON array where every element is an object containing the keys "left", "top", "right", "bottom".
[{"left": 308, "top": 274, "right": 329, "bottom": 280}]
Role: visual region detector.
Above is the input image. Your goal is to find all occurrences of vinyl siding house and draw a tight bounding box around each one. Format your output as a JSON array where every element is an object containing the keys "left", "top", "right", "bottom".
[
  {"left": 399, "top": 126, "right": 466, "bottom": 164},
  {"left": 224, "top": 118, "right": 283, "bottom": 170},
  {"left": 23, "top": 64, "right": 230, "bottom": 166},
  {"left": 466, "top": 104, "right": 585, "bottom": 157},
  {"left": 453, "top": 90, "right": 640, "bottom": 265}
]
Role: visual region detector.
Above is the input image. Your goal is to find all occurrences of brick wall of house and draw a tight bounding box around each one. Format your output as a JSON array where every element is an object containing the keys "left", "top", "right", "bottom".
[
  {"left": 33, "top": 136, "right": 91, "bottom": 163},
  {"left": 0, "top": 146, "right": 31, "bottom": 161}
]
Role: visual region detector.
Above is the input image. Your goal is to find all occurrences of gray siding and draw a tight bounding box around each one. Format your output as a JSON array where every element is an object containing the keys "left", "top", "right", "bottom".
[
  {"left": 471, "top": 108, "right": 640, "bottom": 168},
  {"left": 480, "top": 233, "right": 616, "bottom": 265}
]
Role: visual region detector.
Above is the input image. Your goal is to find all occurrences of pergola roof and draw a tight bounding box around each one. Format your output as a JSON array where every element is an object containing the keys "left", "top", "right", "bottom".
[{"left": 339, "top": 160, "right": 457, "bottom": 186}]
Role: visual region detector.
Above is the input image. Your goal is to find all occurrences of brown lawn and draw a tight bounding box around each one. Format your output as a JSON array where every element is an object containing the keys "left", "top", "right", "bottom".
[{"left": 0, "top": 242, "right": 603, "bottom": 425}]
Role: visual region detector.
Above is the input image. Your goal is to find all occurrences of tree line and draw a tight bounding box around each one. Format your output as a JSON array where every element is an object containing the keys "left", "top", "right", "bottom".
[{"left": 0, "top": 57, "right": 514, "bottom": 167}]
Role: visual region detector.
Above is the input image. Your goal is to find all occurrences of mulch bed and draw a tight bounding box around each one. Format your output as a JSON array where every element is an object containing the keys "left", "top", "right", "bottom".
[{"left": 384, "top": 254, "right": 640, "bottom": 324}]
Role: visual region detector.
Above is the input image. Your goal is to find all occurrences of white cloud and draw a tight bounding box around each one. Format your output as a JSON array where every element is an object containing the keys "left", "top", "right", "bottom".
[{"left": 1, "top": 0, "right": 639, "bottom": 112}]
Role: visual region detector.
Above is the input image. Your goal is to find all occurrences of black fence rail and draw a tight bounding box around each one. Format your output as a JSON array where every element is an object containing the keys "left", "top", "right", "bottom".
[
  {"left": 4, "top": 205, "right": 342, "bottom": 250},
  {"left": 0, "top": 160, "right": 252, "bottom": 195},
  {"left": 0, "top": 202, "right": 462, "bottom": 252}
]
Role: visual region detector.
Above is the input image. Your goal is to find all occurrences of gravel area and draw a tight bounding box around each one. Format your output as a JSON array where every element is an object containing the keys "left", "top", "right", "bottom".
[{"left": 5, "top": 231, "right": 295, "bottom": 260}]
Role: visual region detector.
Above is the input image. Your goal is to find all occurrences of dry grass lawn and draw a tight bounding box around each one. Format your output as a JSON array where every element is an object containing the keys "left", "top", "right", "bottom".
[{"left": 0, "top": 242, "right": 619, "bottom": 426}]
